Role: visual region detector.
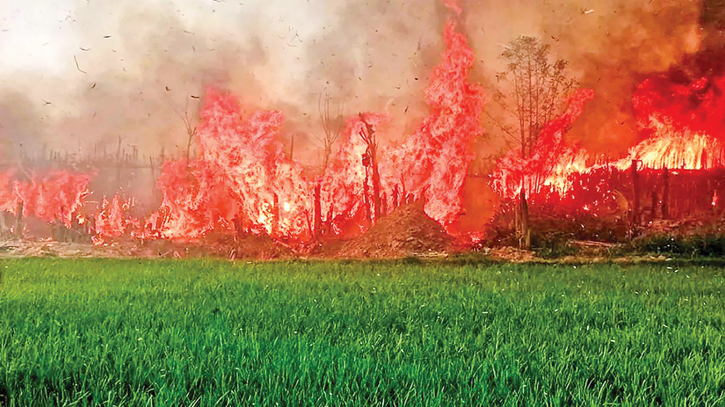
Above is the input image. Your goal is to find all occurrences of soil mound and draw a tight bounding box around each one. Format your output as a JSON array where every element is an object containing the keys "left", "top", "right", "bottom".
[
  {"left": 337, "top": 202, "right": 453, "bottom": 258},
  {"left": 226, "top": 234, "right": 295, "bottom": 260},
  {"left": 197, "top": 233, "right": 295, "bottom": 259}
]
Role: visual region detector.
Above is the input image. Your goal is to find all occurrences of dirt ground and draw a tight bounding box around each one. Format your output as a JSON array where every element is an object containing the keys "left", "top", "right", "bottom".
[
  {"left": 0, "top": 201, "right": 704, "bottom": 263},
  {"left": 0, "top": 238, "right": 676, "bottom": 264},
  {"left": 334, "top": 203, "right": 458, "bottom": 259}
]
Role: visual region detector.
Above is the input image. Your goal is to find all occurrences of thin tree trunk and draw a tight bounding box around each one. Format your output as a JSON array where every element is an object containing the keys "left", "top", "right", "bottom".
[
  {"left": 631, "top": 160, "right": 640, "bottom": 226},
  {"left": 14, "top": 201, "right": 24, "bottom": 239},
  {"left": 662, "top": 167, "right": 669, "bottom": 219},
  {"left": 360, "top": 116, "right": 382, "bottom": 224},
  {"left": 363, "top": 169, "right": 372, "bottom": 229},
  {"left": 272, "top": 194, "right": 280, "bottom": 238},
  {"left": 314, "top": 183, "right": 322, "bottom": 239},
  {"left": 381, "top": 192, "right": 388, "bottom": 217},
  {"left": 371, "top": 157, "right": 381, "bottom": 222},
  {"left": 520, "top": 188, "right": 530, "bottom": 249}
]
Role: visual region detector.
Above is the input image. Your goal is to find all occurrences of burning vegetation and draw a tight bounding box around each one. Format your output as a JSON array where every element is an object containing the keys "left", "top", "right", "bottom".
[{"left": 2, "top": 0, "right": 725, "bottom": 259}]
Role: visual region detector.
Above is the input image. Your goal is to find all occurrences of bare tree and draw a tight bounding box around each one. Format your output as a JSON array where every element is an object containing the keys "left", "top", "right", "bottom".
[
  {"left": 315, "top": 92, "right": 345, "bottom": 169},
  {"left": 312, "top": 91, "right": 344, "bottom": 238},
  {"left": 165, "top": 93, "right": 199, "bottom": 169},
  {"left": 178, "top": 101, "right": 197, "bottom": 168},
  {"left": 491, "top": 35, "right": 577, "bottom": 249}
]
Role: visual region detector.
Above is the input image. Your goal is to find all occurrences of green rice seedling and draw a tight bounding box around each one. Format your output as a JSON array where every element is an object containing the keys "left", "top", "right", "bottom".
[{"left": 0, "top": 259, "right": 723, "bottom": 406}]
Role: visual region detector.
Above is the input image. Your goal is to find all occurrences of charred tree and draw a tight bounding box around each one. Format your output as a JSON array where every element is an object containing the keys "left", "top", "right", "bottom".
[
  {"left": 14, "top": 200, "right": 24, "bottom": 239},
  {"left": 289, "top": 133, "right": 295, "bottom": 161},
  {"left": 272, "top": 194, "right": 280, "bottom": 238},
  {"left": 359, "top": 114, "right": 382, "bottom": 224},
  {"left": 662, "top": 167, "right": 670, "bottom": 219},
  {"left": 519, "top": 189, "right": 530, "bottom": 249},
  {"left": 116, "top": 136, "right": 122, "bottom": 185},
  {"left": 325, "top": 205, "right": 334, "bottom": 236},
  {"left": 381, "top": 192, "right": 388, "bottom": 217},
  {"left": 233, "top": 212, "right": 245, "bottom": 239},
  {"left": 164, "top": 94, "right": 200, "bottom": 169},
  {"left": 314, "top": 183, "right": 322, "bottom": 239},
  {"left": 312, "top": 93, "right": 345, "bottom": 235},
  {"left": 363, "top": 165, "right": 372, "bottom": 228},
  {"left": 632, "top": 160, "right": 641, "bottom": 225},
  {"left": 490, "top": 35, "right": 577, "bottom": 249}
]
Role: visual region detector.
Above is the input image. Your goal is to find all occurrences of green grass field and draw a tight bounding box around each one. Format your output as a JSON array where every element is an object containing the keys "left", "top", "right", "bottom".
[{"left": 0, "top": 258, "right": 724, "bottom": 406}]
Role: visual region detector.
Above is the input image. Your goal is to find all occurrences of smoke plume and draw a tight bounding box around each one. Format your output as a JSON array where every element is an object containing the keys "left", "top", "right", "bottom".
[{"left": 0, "top": 0, "right": 714, "bottom": 164}]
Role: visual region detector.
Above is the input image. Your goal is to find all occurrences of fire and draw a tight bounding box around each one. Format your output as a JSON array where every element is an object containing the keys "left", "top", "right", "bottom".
[
  {"left": 319, "top": 112, "right": 390, "bottom": 235},
  {"left": 0, "top": 165, "right": 91, "bottom": 238},
  {"left": 5, "top": 0, "right": 722, "bottom": 248},
  {"left": 386, "top": 17, "right": 485, "bottom": 231},
  {"left": 617, "top": 119, "right": 724, "bottom": 171},
  {"left": 143, "top": 2, "right": 483, "bottom": 242},
  {"left": 492, "top": 69, "right": 725, "bottom": 219},
  {"left": 491, "top": 89, "right": 595, "bottom": 199},
  {"left": 0, "top": 0, "right": 486, "bottom": 244},
  {"left": 147, "top": 89, "right": 313, "bottom": 240},
  {"left": 11, "top": 171, "right": 91, "bottom": 228},
  {"left": 95, "top": 195, "right": 127, "bottom": 239}
]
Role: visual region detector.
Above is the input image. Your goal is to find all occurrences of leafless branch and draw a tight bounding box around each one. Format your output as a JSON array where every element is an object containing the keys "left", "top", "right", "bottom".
[
  {"left": 314, "top": 90, "right": 345, "bottom": 169},
  {"left": 73, "top": 55, "right": 87, "bottom": 74}
]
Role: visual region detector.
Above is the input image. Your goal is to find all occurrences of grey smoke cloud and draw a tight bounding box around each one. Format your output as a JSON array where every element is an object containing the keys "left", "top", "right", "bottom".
[{"left": 0, "top": 0, "right": 708, "bottom": 163}]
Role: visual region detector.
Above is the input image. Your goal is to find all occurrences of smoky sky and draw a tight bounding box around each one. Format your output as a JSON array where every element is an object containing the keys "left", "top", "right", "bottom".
[
  {"left": 0, "top": 0, "right": 711, "bottom": 163},
  {"left": 462, "top": 0, "right": 703, "bottom": 156}
]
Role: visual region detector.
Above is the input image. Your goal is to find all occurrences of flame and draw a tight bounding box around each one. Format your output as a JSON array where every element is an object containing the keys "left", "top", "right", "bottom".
[
  {"left": 145, "top": 5, "right": 485, "bottom": 242},
  {"left": 147, "top": 89, "right": 313, "bottom": 240},
  {"left": 491, "top": 89, "right": 595, "bottom": 199},
  {"left": 95, "top": 195, "right": 126, "bottom": 239},
  {"left": 385, "top": 18, "right": 485, "bottom": 232},
  {"left": 11, "top": 171, "right": 91, "bottom": 227},
  {"left": 320, "top": 112, "right": 390, "bottom": 234},
  {"left": 2, "top": 0, "right": 721, "bottom": 244},
  {"left": 614, "top": 118, "right": 724, "bottom": 171},
  {"left": 492, "top": 71, "right": 725, "bottom": 210}
]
